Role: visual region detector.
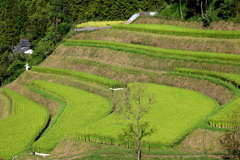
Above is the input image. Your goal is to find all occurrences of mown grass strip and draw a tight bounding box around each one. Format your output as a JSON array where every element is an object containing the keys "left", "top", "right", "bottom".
[
  {"left": 175, "top": 68, "right": 240, "bottom": 129},
  {"left": 0, "top": 92, "right": 11, "bottom": 119},
  {"left": 31, "top": 66, "right": 125, "bottom": 88},
  {"left": 32, "top": 80, "right": 112, "bottom": 153},
  {"left": 65, "top": 40, "right": 240, "bottom": 65},
  {"left": 75, "top": 83, "right": 218, "bottom": 149},
  {"left": 112, "top": 24, "right": 240, "bottom": 39},
  {"left": 0, "top": 88, "right": 49, "bottom": 159}
]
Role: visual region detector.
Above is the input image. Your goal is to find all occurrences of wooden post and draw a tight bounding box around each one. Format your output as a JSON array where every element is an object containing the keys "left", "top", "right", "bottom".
[
  {"left": 179, "top": 0, "right": 183, "bottom": 19},
  {"left": 201, "top": 1, "right": 204, "bottom": 19}
]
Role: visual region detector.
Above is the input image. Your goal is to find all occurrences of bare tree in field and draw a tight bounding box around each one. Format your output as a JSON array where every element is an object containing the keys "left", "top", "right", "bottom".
[
  {"left": 117, "top": 82, "right": 156, "bottom": 160},
  {"left": 219, "top": 109, "right": 240, "bottom": 159}
]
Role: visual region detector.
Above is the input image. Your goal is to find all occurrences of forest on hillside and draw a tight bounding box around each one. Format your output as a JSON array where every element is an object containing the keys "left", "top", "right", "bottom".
[{"left": 0, "top": 0, "right": 239, "bottom": 86}]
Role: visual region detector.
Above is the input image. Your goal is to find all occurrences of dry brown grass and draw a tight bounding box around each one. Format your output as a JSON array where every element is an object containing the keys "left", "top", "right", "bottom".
[
  {"left": 72, "top": 29, "right": 240, "bottom": 54},
  {"left": 41, "top": 48, "right": 234, "bottom": 105},
  {"left": 43, "top": 58, "right": 153, "bottom": 83},
  {"left": 134, "top": 16, "right": 240, "bottom": 31},
  {"left": 178, "top": 129, "right": 224, "bottom": 153},
  {"left": 50, "top": 136, "right": 107, "bottom": 158},
  {"left": 0, "top": 90, "right": 11, "bottom": 120},
  {"left": 49, "top": 45, "right": 240, "bottom": 75}
]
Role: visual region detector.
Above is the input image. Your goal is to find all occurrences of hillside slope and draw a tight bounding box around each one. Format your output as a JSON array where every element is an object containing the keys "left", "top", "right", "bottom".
[{"left": 1, "top": 18, "right": 240, "bottom": 159}]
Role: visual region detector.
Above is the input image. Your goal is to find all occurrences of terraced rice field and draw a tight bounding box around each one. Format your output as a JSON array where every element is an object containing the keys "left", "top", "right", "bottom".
[
  {"left": 77, "top": 21, "right": 126, "bottom": 28},
  {"left": 1, "top": 18, "right": 240, "bottom": 159},
  {"left": 0, "top": 88, "right": 49, "bottom": 159},
  {"left": 175, "top": 68, "right": 240, "bottom": 128},
  {"left": 31, "top": 80, "right": 112, "bottom": 153},
  {"left": 75, "top": 83, "right": 218, "bottom": 148}
]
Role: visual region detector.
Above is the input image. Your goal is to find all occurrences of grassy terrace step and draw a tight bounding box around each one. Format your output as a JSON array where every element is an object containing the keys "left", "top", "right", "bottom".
[
  {"left": 66, "top": 57, "right": 163, "bottom": 77},
  {"left": 163, "top": 72, "right": 238, "bottom": 94},
  {"left": 175, "top": 68, "right": 240, "bottom": 88},
  {"left": 0, "top": 88, "right": 49, "bottom": 159},
  {"left": 75, "top": 83, "right": 218, "bottom": 149},
  {"left": 175, "top": 68, "right": 240, "bottom": 129},
  {"left": 32, "top": 80, "right": 112, "bottom": 153},
  {"left": 112, "top": 24, "right": 240, "bottom": 39},
  {"left": 65, "top": 40, "right": 240, "bottom": 65},
  {"left": 31, "top": 66, "right": 125, "bottom": 88}
]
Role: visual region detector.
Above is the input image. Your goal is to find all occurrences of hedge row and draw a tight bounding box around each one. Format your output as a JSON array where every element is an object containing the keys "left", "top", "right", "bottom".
[
  {"left": 112, "top": 24, "right": 240, "bottom": 39},
  {"left": 175, "top": 68, "right": 240, "bottom": 88}
]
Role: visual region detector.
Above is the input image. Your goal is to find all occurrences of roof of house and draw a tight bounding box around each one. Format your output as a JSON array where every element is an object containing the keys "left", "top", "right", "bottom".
[
  {"left": 19, "top": 39, "right": 30, "bottom": 47},
  {"left": 12, "top": 39, "right": 31, "bottom": 53},
  {"left": 18, "top": 47, "right": 30, "bottom": 53},
  {"left": 13, "top": 45, "right": 21, "bottom": 52}
]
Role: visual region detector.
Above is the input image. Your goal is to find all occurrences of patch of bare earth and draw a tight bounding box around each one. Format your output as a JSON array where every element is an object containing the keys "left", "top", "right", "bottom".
[
  {"left": 178, "top": 129, "right": 225, "bottom": 153},
  {"left": 72, "top": 29, "right": 240, "bottom": 54},
  {"left": 51, "top": 136, "right": 107, "bottom": 158},
  {"left": 15, "top": 155, "right": 43, "bottom": 160},
  {"left": 134, "top": 16, "right": 240, "bottom": 31}
]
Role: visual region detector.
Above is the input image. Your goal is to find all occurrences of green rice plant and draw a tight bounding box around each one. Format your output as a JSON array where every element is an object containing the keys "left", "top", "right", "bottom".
[
  {"left": 64, "top": 40, "right": 240, "bottom": 65},
  {"left": 0, "top": 88, "right": 49, "bottom": 159},
  {"left": 175, "top": 68, "right": 240, "bottom": 88},
  {"left": 75, "top": 83, "right": 218, "bottom": 149},
  {"left": 76, "top": 21, "right": 126, "bottom": 28},
  {"left": 112, "top": 24, "right": 240, "bottom": 39},
  {"left": 209, "top": 96, "right": 240, "bottom": 129},
  {"left": 32, "top": 80, "right": 112, "bottom": 153},
  {"left": 31, "top": 66, "right": 125, "bottom": 88}
]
